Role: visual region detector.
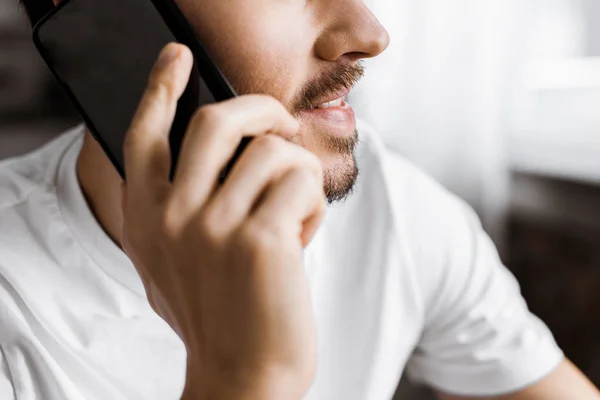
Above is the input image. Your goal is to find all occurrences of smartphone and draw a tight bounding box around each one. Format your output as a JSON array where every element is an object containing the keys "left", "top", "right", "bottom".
[{"left": 33, "top": 0, "right": 249, "bottom": 180}]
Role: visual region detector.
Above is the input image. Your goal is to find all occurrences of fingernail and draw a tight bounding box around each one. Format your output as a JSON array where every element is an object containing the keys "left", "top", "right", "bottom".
[{"left": 156, "top": 44, "right": 180, "bottom": 69}]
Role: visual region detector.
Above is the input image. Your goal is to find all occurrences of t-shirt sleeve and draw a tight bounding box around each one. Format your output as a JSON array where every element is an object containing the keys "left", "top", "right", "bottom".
[
  {"left": 378, "top": 149, "right": 565, "bottom": 397},
  {"left": 403, "top": 190, "right": 564, "bottom": 396}
]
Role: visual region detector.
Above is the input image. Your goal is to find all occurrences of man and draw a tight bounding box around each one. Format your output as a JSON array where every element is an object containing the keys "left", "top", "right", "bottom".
[{"left": 1, "top": 0, "right": 598, "bottom": 399}]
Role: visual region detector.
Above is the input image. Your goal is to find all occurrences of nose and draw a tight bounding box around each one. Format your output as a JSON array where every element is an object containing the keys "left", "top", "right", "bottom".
[{"left": 314, "top": 1, "right": 390, "bottom": 62}]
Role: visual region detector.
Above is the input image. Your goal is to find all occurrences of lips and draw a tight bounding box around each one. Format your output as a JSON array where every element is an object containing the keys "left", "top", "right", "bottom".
[
  {"left": 309, "top": 88, "right": 352, "bottom": 110},
  {"left": 316, "top": 97, "right": 344, "bottom": 109},
  {"left": 300, "top": 97, "right": 356, "bottom": 138}
]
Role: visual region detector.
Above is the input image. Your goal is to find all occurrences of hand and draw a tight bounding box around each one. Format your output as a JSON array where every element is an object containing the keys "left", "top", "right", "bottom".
[{"left": 120, "top": 43, "right": 325, "bottom": 399}]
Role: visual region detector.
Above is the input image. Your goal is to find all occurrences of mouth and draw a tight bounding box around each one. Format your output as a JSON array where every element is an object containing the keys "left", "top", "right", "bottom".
[
  {"left": 293, "top": 61, "right": 365, "bottom": 140},
  {"left": 300, "top": 88, "right": 356, "bottom": 138},
  {"left": 308, "top": 88, "right": 352, "bottom": 110}
]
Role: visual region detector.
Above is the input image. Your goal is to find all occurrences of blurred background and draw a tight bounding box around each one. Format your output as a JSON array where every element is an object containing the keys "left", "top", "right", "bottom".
[{"left": 1, "top": 0, "right": 599, "bottom": 398}]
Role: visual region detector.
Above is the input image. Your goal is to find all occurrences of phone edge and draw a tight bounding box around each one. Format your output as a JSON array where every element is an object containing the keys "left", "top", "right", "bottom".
[{"left": 33, "top": 0, "right": 128, "bottom": 178}]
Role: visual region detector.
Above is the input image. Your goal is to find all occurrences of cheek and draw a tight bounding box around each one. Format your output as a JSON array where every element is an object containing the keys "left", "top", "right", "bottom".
[
  {"left": 222, "top": 38, "right": 300, "bottom": 107},
  {"left": 176, "top": 0, "right": 314, "bottom": 108}
]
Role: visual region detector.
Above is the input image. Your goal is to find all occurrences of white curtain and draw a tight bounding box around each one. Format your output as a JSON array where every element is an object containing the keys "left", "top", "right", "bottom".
[{"left": 352, "top": 0, "right": 532, "bottom": 244}]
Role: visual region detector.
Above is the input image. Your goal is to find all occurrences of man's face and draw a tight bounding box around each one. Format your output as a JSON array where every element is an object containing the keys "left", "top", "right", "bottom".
[{"left": 176, "top": 0, "right": 389, "bottom": 202}]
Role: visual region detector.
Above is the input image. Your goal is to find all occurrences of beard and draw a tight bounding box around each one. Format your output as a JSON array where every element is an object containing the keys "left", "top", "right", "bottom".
[
  {"left": 309, "top": 127, "right": 359, "bottom": 204},
  {"left": 323, "top": 147, "right": 359, "bottom": 204},
  {"left": 290, "top": 62, "right": 364, "bottom": 204},
  {"left": 226, "top": 58, "right": 365, "bottom": 204}
]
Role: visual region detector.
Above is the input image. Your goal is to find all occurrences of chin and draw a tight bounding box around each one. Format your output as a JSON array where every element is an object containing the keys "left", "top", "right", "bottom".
[
  {"left": 320, "top": 149, "right": 359, "bottom": 205},
  {"left": 292, "top": 126, "right": 360, "bottom": 204}
]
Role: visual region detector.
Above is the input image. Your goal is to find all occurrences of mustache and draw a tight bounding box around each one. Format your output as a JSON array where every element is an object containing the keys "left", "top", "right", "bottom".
[{"left": 292, "top": 62, "right": 365, "bottom": 114}]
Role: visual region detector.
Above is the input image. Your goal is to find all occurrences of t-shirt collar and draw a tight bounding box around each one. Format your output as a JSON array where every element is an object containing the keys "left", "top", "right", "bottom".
[{"left": 56, "top": 126, "right": 146, "bottom": 296}]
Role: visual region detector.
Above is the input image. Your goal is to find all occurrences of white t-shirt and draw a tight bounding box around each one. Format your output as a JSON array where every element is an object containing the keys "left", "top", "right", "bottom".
[{"left": 0, "top": 123, "right": 563, "bottom": 400}]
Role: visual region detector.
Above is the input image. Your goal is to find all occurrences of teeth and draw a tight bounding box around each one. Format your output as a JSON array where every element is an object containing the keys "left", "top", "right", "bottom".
[{"left": 316, "top": 97, "right": 344, "bottom": 109}]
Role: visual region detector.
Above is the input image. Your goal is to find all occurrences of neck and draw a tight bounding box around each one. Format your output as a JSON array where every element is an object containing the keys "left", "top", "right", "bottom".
[{"left": 76, "top": 131, "right": 124, "bottom": 248}]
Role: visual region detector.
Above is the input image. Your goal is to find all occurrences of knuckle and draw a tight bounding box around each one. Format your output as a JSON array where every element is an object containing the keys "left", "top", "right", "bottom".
[
  {"left": 248, "top": 94, "right": 289, "bottom": 118},
  {"left": 159, "top": 202, "right": 181, "bottom": 241},
  {"left": 192, "top": 104, "right": 225, "bottom": 127},
  {"left": 292, "top": 166, "right": 325, "bottom": 198},
  {"left": 251, "top": 134, "right": 284, "bottom": 154},
  {"left": 146, "top": 79, "right": 172, "bottom": 105},
  {"left": 162, "top": 196, "right": 224, "bottom": 245},
  {"left": 281, "top": 145, "right": 322, "bottom": 179},
  {"left": 239, "top": 220, "right": 283, "bottom": 258},
  {"left": 312, "top": 181, "right": 327, "bottom": 206},
  {"left": 122, "top": 131, "right": 137, "bottom": 154},
  {"left": 123, "top": 127, "right": 146, "bottom": 153},
  {"left": 298, "top": 169, "right": 319, "bottom": 191},
  {"left": 208, "top": 195, "right": 243, "bottom": 223},
  {"left": 302, "top": 151, "right": 324, "bottom": 177},
  {"left": 196, "top": 208, "right": 226, "bottom": 244},
  {"left": 292, "top": 164, "right": 316, "bottom": 182}
]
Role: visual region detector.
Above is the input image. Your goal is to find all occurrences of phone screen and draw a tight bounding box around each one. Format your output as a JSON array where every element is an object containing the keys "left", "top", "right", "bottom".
[{"left": 34, "top": 0, "right": 236, "bottom": 178}]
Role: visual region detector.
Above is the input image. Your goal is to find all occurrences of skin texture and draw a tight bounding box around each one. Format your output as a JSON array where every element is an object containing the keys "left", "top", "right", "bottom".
[
  {"left": 50, "top": 0, "right": 599, "bottom": 398},
  {"left": 121, "top": 46, "right": 325, "bottom": 399},
  {"left": 76, "top": 0, "right": 389, "bottom": 248}
]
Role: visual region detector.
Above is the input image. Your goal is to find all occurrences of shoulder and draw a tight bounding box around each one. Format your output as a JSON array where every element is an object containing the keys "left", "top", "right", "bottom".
[
  {"left": 0, "top": 126, "right": 84, "bottom": 339},
  {"left": 0, "top": 125, "right": 84, "bottom": 301},
  {"left": 356, "top": 119, "right": 479, "bottom": 246},
  {"left": 357, "top": 119, "right": 471, "bottom": 209},
  {"left": 354, "top": 119, "right": 484, "bottom": 305}
]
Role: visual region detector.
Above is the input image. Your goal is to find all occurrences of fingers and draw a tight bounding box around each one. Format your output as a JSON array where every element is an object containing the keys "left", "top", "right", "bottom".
[
  {"left": 170, "top": 95, "right": 300, "bottom": 213},
  {"left": 205, "top": 135, "right": 322, "bottom": 231},
  {"left": 123, "top": 43, "right": 194, "bottom": 204},
  {"left": 252, "top": 168, "right": 326, "bottom": 248}
]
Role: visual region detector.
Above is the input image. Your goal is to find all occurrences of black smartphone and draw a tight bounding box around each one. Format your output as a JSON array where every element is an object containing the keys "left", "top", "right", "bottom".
[{"left": 33, "top": 0, "right": 249, "bottom": 180}]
